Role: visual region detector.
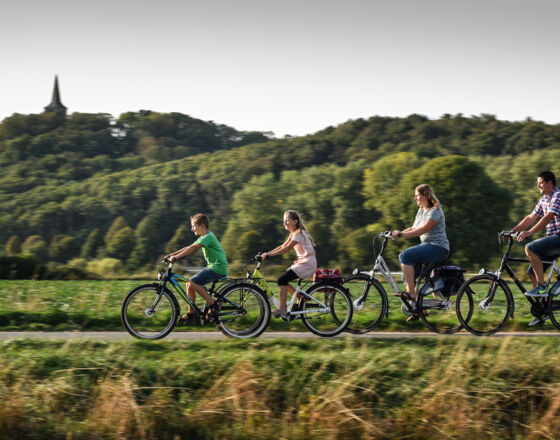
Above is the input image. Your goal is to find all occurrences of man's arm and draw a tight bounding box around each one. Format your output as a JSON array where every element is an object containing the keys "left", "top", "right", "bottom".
[
  {"left": 517, "top": 212, "right": 555, "bottom": 242},
  {"left": 512, "top": 213, "right": 539, "bottom": 233}
]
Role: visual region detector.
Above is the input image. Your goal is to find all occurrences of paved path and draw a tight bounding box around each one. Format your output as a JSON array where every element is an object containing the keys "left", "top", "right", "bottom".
[{"left": 0, "top": 331, "right": 559, "bottom": 341}]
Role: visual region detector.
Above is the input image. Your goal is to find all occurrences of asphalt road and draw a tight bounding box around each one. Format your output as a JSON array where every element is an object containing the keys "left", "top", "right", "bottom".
[{"left": 0, "top": 331, "right": 559, "bottom": 341}]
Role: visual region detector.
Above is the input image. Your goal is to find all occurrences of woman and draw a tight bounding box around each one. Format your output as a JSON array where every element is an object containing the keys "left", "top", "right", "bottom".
[
  {"left": 392, "top": 184, "right": 450, "bottom": 320},
  {"left": 261, "top": 210, "right": 317, "bottom": 319}
]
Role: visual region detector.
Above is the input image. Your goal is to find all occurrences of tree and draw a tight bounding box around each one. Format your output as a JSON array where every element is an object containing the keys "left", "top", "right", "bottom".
[
  {"left": 21, "top": 235, "right": 48, "bottom": 261},
  {"left": 49, "top": 235, "right": 81, "bottom": 262},
  {"left": 387, "top": 156, "right": 511, "bottom": 268},
  {"left": 126, "top": 216, "right": 163, "bottom": 269},
  {"left": 104, "top": 217, "right": 129, "bottom": 246},
  {"left": 80, "top": 229, "right": 104, "bottom": 258},
  {"left": 4, "top": 236, "right": 21, "bottom": 255},
  {"left": 106, "top": 226, "right": 136, "bottom": 261}
]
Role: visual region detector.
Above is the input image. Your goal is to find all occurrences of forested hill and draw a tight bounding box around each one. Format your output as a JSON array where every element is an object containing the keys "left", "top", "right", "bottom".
[{"left": 1, "top": 111, "right": 559, "bottom": 277}]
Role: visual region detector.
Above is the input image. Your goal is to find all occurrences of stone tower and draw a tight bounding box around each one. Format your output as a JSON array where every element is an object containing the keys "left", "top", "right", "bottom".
[{"left": 44, "top": 75, "right": 67, "bottom": 115}]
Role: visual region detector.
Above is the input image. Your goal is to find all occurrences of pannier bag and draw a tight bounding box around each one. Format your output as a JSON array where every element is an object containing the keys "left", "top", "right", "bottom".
[
  {"left": 313, "top": 268, "right": 344, "bottom": 284},
  {"left": 431, "top": 265, "right": 465, "bottom": 296}
]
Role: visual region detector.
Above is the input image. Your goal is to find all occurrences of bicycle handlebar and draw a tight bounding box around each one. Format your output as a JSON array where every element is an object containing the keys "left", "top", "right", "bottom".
[
  {"left": 378, "top": 231, "right": 394, "bottom": 240},
  {"left": 498, "top": 230, "right": 520, "bottom": 240}
]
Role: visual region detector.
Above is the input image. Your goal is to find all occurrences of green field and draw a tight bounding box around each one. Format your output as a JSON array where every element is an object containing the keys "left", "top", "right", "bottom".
[
  {"left": 0, "top": 279, "right": 556, "bottom": 333},
  {"left": 1, "top": 337, "right": 560, "bottom": 439}
]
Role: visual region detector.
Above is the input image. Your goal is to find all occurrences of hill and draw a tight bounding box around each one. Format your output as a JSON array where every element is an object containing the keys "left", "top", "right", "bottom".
[{"left": 1, "top": 111, "right": 559, "bottom": 276}]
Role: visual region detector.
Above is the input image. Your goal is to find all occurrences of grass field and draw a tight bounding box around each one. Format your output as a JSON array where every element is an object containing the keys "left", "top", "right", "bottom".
[
  {"left": 0, "top": 279, "right": 557, "bottom": 333},
  {"left": 1, "top": 336, "right": 560, "bottom": 439}
]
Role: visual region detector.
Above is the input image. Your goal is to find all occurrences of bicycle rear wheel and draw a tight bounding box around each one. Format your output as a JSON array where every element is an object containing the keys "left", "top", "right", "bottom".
[
  {"left": 418, "top": 283, "right": 470, "bottom": 334},
  {"left": 301, "top": 282, "right": 353, "bottom": 337},
  {"left": 455, "top": 274, "right": 514, "bottom": 336},
  {"left": 121, "top": 284, "right": 179, "bottom": 339},
  {"left": 216, "top": 283, "right": 270, "bottom": 338},
  {"left": 343, "top": 274, "right": 388, "bottom": 334}
]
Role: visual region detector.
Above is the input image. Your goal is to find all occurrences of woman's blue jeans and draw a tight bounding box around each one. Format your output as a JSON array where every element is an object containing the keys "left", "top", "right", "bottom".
[{"left": 399, "top": 243, "right": 449, "bottom": 279}]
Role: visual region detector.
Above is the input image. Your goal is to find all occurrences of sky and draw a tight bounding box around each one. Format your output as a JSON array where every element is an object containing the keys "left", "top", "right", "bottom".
[{"left": 1, "top": 0, "right": 559, "bottom": 137}]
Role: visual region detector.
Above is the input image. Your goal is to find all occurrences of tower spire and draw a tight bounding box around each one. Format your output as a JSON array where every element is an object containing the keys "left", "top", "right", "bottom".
[{"left": 44, "top": 75, "right": 67, "bottom": 115}]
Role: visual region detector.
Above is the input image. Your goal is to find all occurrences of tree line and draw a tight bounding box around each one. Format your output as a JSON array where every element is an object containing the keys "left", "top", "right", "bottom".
[{"left": 1, "top": 111, "right": 558, "bottom": 278}]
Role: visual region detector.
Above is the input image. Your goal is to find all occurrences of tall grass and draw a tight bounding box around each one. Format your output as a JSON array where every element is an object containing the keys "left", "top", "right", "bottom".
[{"left": 1, "top": 337, "right": 560, "bottom": 439}]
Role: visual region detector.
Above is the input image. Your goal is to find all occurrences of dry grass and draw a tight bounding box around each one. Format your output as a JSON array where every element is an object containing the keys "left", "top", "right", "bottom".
[{"left": 0, "top": 337, "right": 560, "bottom": 439}]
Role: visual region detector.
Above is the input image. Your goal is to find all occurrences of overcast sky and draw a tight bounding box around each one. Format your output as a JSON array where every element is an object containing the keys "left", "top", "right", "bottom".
[{"left": 1, "top": 0, "right": 559, "bottom": 137}]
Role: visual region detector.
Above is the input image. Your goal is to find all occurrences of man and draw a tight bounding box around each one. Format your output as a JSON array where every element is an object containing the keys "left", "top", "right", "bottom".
[{"left": 512, "top": 171, "right": 560, "bottom": 325}]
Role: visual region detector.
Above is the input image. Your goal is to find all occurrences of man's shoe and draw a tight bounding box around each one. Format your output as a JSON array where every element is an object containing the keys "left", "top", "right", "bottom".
[
  {"left": 528, "top": 315, "right": 550, "bottom": 326},
  {"left": 525, "top": 285, "right": 548, "bottom": 298}
]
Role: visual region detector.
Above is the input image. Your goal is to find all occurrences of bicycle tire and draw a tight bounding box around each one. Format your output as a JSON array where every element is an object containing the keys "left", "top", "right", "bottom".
[
  {"left": 121, "top": 283, "right": 179, "bottom": 340},
  {"left": 455, "top": 274, "right": 514, "bottom": 336},
  {"left": 547, "top": 280, "right": 560, "bottom": 331},
  {"left": 417, "top": 280, "right": 471, "bottom": 334},
  {"left": 343, "top": 274, "right": 388, "bottom": 334},
  {"left": 300, "top": 282, "right": 353, "bottom": 337},
  {"left": 215, "top": 283, "right": 270, "bottom": 338}
]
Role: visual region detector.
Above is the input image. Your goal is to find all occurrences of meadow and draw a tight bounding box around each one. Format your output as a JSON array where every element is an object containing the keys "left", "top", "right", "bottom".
[
  {"left": 0, "top": 279, "right": 556, "bottom": 333},
  {"left": 1, "top": 337, "right": 560, "bottom": 439}
]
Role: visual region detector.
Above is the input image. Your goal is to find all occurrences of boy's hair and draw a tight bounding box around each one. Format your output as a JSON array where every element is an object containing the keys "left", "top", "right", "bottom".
[
  {"left": 538, "top": 171, "right": 556, "bottom": 187},
  {"left": 190, "top": 213, "right": 210, "bottom": 228}
]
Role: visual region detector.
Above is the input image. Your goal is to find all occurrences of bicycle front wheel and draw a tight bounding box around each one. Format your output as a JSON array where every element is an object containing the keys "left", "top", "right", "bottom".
[
  {"left": 343, "top": 274, "right": 388, "bottom": 334},
  {"left": 301, "top": 282, "right": 353, "bottom": 337},
  {"left": 547, "top": 280, "right": 560, "bottom": 331},
  {"left": 456, "top": 274, "right": 514, "bottom": 336},
  {"left": 216, "top": 283, "right": 270, "bottom": 338},
  {"left": 418, "top": 285, "right": 470, "bottom": 334},
  {"left": 121, "top": 284, "right": 179, "bottom": 339}
]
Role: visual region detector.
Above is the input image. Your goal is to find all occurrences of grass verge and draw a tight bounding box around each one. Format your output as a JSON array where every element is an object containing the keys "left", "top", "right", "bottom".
[{"left": 1, "top": 336, "right": 560, "bottom": 439}]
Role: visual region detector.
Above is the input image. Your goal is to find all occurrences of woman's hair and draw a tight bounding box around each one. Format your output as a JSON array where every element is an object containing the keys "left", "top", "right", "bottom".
[
  {"left": 415, "top": 184, "right": 440, "bottom": 209},
  {"left": 285, "top": 210, "right": 315, "bottom": 246}
]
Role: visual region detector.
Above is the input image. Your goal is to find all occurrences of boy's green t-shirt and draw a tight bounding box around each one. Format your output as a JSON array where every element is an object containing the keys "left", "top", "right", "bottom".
[{"left": 194, "top": 231, "right": 228, "bottom": 275}]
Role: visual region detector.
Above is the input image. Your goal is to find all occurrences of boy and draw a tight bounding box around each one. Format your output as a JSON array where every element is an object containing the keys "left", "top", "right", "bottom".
[{"left": 165, "top": 213, "right": 228, "bottom": 322}]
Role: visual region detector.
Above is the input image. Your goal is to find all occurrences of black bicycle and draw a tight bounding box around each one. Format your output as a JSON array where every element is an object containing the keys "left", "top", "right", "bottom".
[
  {"left": 456, "top": 231, "right": 560, "bottom": 336},
  {"left": 345, "top": 231, "right": 471, "bottom": 334},
  {"left": 121, "top": 258, "right": 271, "bottom": 339}
]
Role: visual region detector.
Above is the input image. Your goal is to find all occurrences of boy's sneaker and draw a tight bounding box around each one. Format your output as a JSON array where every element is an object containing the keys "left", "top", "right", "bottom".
[{"left": 525, "top": 285, "right": 548, "bottom": 298}]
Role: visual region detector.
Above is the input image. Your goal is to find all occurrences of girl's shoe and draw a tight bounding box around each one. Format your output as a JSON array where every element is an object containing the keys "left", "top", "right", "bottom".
[{"left": 273, "top": 310, "right": 291, "bottom": 321}]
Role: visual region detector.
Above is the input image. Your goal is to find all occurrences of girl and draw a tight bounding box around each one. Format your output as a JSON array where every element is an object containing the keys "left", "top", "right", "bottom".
[
  {"left": 392, "top": 184, "right": 450, "bottom": 321},
  {"left": 261, "top": 210, "right": 317, "bottom": 319}
]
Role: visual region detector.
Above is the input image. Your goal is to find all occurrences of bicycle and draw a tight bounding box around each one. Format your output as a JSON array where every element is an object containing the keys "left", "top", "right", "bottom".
[
  {"left": 455, "top": 230, "right": 560, "bottom": 336},
  {"left": 121, "top": 258, "right": 270, "bottom": 339},
  {"left": 345, "top": 231, "right": 470, "bottom": 334},
  {"left": 240, "top": 253, "right": 353, "bottom": 337}
]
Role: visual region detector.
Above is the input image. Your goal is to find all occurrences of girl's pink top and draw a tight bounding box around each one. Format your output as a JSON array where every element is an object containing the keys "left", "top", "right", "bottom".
[{"left": 289, "top": 230, "right": 317, "bottom": 279}]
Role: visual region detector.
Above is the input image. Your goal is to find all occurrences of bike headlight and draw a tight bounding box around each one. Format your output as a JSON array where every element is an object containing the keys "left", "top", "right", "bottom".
[{"left": 158, "top": 272, "right": 163, "bottom": 280}]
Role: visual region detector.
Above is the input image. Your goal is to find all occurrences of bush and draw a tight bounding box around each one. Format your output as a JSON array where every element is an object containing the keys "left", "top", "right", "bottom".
[
  {"left": 87, "top": 258, "right": 124, "bottom": 277},
  {"left": 0, "top": 255, "right": 44, "bottom": 279}
]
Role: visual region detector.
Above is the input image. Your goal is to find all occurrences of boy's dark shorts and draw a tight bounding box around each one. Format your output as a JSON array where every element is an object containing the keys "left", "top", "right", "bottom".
[{"left": 191, "top": 269, "right": 225, "bottom": 286}]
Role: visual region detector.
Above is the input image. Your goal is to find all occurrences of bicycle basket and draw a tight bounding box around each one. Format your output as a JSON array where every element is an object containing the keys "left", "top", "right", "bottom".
[
  {"left": 432, "top": 266, "right": 465, "bottom": 296},
  {"left": 313, "top": 268, "right": 344, "bottom": 284}
]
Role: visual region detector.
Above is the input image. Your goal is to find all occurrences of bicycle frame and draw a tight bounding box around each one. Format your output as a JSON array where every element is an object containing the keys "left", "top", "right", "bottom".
[
  {"left": 354, "top": 232, "right": 419, "bottom": 313},
  {"left": 478, "top": 232, "right": 560, "bottom": 309},
  {"left": 248, "top": 260, "right": 331, "bottom": 317},
  {"left": 158, "top": 262, "right": 238, "bottom": 321}
]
